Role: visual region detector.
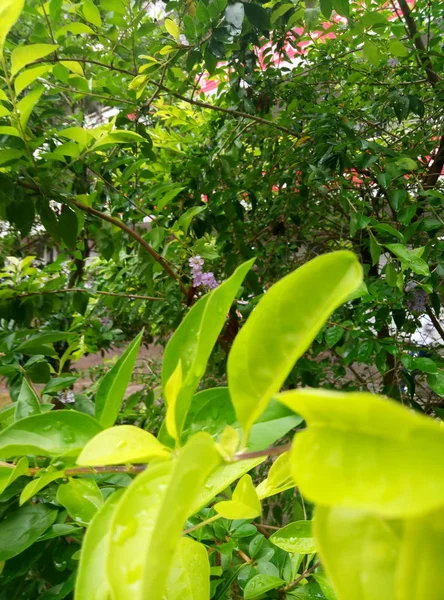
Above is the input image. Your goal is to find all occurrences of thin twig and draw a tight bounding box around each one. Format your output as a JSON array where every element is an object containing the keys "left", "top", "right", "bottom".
[
  {"left": 235, "top": 442, "right": 292, "bottom": 461},
  {"left": 281, "top": 560, "right": 321, "bottom": 592}
]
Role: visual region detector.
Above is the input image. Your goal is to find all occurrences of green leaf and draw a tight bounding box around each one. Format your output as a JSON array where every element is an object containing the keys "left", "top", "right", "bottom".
[
  {"left": 59, "top": 205, "right": 78, "bottom": 250},
  {"left": 314, "top": 506, "right": 400, "bottom": 600},
  {"left": 279, "top": 388, "right": 444, "bottom": 517},
  {"left": 363, "top": 40, "right": 383, "bottom": 65},
  {"left": 244, "top": 575, "right": 284, "bottom": 599},
  {"left": 57, "top": 478, "right": 104, "bottom": 525},
  {"left": 77, "top": 425, "right": 171, "bottom": 465},
  {"left": 214, "top": 474, "right": 261, "bottom": 519},
  {"left": 162, "top": 259, "right": 253, "bottom": 440},
  {"left": 389, "top": 39, "right": 409, "bottom": 58},
  {"left": 82, "top": 0, "right": 102, "bottom": 28},
  {"left": 95, "top": 330, "right": 143, "bottom": 428},
  {"left": 20, "top": 467, "right": 64, "bottom": 505},
  {"left": 11, "top": 44, "right": 58, "bottom": 78},
  {"left": 0, "top": 0, "right": 25, "bottom": 51},
  {"left": 385, "top": 243, "right": 430, "bottom": 276},
  {"left": 271, "top": 4, "right": 293, "bottom": 24},
  {"left": 369, "top": 232, "right": 381, "bottom": 266},
  {"left": 413, "top": 357, "right": 438, "bottom": 374},
  {"left": 107, "top": 461, "right": 172, "bottom": 600},
  {"left": 58, "top": 126, "right": 94, "bottom": 147},
  {"left": 0, "top": 148, "right": 24, "bottom": 166},
  {"left": 75, "top": 490, "right": 123, "bottom": 600},
  {"left": 91, "top": 130, "right": 146, "bottom": 150},
  {"left": 0, "top": 457, "right": 28, "bottom": 495},
  {"left": 256, "top": 452, "right": 294, "bottom": 499},
  {"left": 0, "top": 504, "right": 57, "bottom": 560},
  {"left": 15, "top": 377, "right": 41, "bottom": 420},
  {"left": 107, "top": 433, "right": 220, "bottom": 599},
  {"left": 142, "top": 434, "right": 221, "bottom": 598},
  {"left": 55, "top": 22, "right": 95, "bottom": 38},
  {"left": 17, "top": 84, "right": 44, "bottom": 129},
  {"left": 165, "top": 18, "right": 180, "bottom": 41},
  {"left": 247, "top": 400, "right": 303, "bottom": 452},
  {"left": 191, "top": 457, "right": 265, "bottom": 514},
  {"left": 428, "top": 373, "right": 444, "bottom": 397},
  {"left": 270, "top": 521, "right": 316, "bottom": 554},
  {"left": 332, "top": 0, "right": 349, "bottom": 17},
  {"left": 0, "top": 410, "right": 102, "bottom": 458},
  {"left": 228, "top": 251, "right": 363, "bottom": 440},
  {"left": 165, "top": 537, "right": 210, "bottom": 600},
  {"left": 320, "top": 0, "right": 333, "bottom": 18},
  {"left": 244, "top": 3, "right": 270, "bottom": 31},
  {"left": 325, "top": 326, "right": 344, "bottom": 348},
  {"left": 14, "top": 65, "right": 52, "bottom": 95}
]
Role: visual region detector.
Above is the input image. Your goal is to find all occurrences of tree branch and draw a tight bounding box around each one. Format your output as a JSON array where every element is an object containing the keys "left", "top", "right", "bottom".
[
  {"left": 17, "top": 288, "right": 164, "bottom": 301},
  {"left": 70, "top": 200, "right": 188, "bottom": 295}
]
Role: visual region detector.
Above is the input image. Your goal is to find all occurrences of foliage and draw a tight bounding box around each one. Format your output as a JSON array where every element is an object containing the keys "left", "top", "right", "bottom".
[
  {"left": 0, "top": 0, "right": 443, "bottom": 597},
  {"left": 0, "top": 250, "right": 441, "bottom": 600}
]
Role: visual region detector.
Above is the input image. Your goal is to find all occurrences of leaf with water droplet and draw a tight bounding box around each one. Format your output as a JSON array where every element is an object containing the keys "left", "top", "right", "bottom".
[
  {"left": 57, "top": 478, "right": 104, "bottom": 525},
  {"left": 165, "top": 537, "right": 210, "bottom": 600},
  {"left": 77, "top": 425, "right": 171, "bottom": 466},
  {"left": 270, "top": 520, "right": 316, "bottom": 554},
  {"left": 0, "top": 410, "right": 102, "bottom": 458},
  {"left": 75, "top": 489, "right": 124, "bottom": 600},
  {"left": 244, "top": 574, "right": 284, "bottom": 599}
]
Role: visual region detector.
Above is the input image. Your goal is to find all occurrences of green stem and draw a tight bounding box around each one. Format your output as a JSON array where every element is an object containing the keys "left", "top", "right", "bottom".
[{"left": 182, "top": 514, "right": 221, "bottom": 535}]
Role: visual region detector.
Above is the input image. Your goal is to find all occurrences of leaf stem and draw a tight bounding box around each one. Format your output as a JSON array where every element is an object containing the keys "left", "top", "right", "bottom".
[{"left": 182, "top": 514, "right": 221, "bottom": 535}]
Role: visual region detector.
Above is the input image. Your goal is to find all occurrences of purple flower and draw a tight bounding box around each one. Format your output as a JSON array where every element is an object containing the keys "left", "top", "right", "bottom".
[
  {"left": 189, "top": 256, "right": 204, "bottom": 269},
  {"left": 387, "top": 58, "right": 400, "bottom": 67},
  {"left": 193, "top": 270, "right": 203, "bottom": 287},
  {"left": 201, "top": 272, "right": 218, "bottom": 289}
]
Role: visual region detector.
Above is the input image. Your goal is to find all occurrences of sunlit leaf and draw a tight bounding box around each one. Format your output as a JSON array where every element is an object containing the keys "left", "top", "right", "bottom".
[
  {"left": 77, "top": 425, "right": 171, "bottom": 465},
  {"left": 165, "top": 537, "right": 210, "bottom": 600},
  {"left": 279, "top": 388, "right": 444, "bottom": 517},
  {"left": 228, "top": 251, "right": 363, "bottom": 440},
  {"left": 270, "top": 521, "right": 316, "bottom": 554},
  {"left": 214, "top": 474, "right": 261, "bottom": 519},
  {"left": 11, "top": 44, "right": 58, "bottom": 77}
]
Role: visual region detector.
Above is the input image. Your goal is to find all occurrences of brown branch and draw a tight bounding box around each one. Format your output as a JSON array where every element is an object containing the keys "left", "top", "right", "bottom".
[
  {"left": 235, "top": 442, "right": 292, "bottom": 461},
  {"left": 396, "top": 0, "right": 439, "bottom": 86},
  {"left": 426, "top": 306, "right": 444, "bottom": 343},
  {"left": 71, "top": 200, "right": 188, "bottom": 295},
  {"left": 17, "top": 288, "right": 164, "bottom": 301},
  {"left": 281, "top": 560, "right": 321, "bottom": 592}
]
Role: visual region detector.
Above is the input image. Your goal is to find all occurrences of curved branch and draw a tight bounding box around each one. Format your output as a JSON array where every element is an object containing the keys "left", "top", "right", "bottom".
[
  {"left": 71, "top": 200, "right": 188, "bottom": 296},
  {"left": 17, "top": 288, "right": 164, "bottom": 301}
]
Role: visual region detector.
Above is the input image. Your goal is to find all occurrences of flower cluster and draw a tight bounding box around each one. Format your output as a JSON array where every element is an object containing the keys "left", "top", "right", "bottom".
[{"left": 189, "top": 256, "right": 218, "bottom": 289}]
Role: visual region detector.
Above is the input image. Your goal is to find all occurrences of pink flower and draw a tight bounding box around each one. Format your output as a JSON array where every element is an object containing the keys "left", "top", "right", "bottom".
[{"left": 127, "top": 113, "right": 137, "bottom": 121}]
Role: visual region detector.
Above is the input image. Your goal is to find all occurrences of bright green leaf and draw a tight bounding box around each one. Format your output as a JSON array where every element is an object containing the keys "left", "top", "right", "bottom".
[
  {"left": 0, "top": 0, "right": 25, "bottom": 51},
  {"left": 0, "top": 456, "right": 28, "bottom": 495},
  {"left": 256, "top": 452, "right": 294, "bottom": 499},
  {"left": 228, "top": 251, "right": 363, "bottom": 441},
  {"left": 165, "top": 537, "right": 210, "bottom": 600},
  {"left": 14, "top": 65, "right": 52, "bottom": 95},
  {"left": 279, "top": 388, "right": 444, "bottom": 517},
  {"left": 270, "top": 521, "right": 316, "bottom": 554},
  {"left": 77, "top": 425, "right": 171, "bottom": 465},
  {"left": 17, "top": 84, "right": 44, "bottom": 129},
  {"left": 214, "top": 474, "right": 261, "bottom": 519},
  {"left": 55, "top": 23, "right": 95, "bottom": 38},
  {"left": 82, "top": 0, "right": 102, "bottom": 28},
  {"left": 11, "top": 44, "right": 58, "bottom": 78},
  {"left": 75, "top": 490, "right": 124, "bottom": 600},
  {"left": 165, "top": 18, "right": 180, "bottom": 40}
]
